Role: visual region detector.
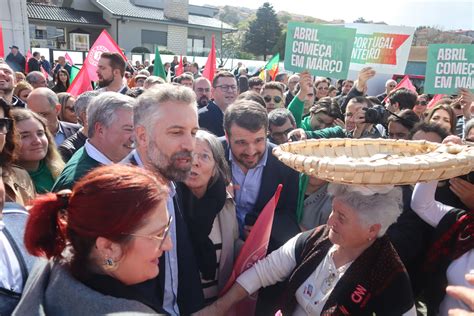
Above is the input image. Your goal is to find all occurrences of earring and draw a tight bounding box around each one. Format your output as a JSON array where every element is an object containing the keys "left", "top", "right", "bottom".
[{"left": 103, "top": 257, "right": 118, "bottom": 271}]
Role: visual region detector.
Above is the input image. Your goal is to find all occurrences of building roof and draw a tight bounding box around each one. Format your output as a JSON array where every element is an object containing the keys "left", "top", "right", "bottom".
[
  {"left": 27, "top": 3, "right": 110, "bottom": 27},
  {"left": 93, "top": 0, "right": 235, "bottom": 31}
]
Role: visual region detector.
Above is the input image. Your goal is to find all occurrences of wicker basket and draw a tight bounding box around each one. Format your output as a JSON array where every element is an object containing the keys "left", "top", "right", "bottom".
[{"left": 273, "top": 138, "right": 474, "bottom": 185}]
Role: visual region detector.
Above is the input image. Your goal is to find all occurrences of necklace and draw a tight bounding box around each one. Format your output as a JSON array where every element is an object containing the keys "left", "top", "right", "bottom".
[{"left": 320, "top": 249, "right": 351, "bottom": 295}]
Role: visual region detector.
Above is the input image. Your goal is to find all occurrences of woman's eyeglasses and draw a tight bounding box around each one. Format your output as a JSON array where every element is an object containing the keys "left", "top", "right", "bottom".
[
  {"left": 0, "top": 118, "right": 13, "bottom": 135},
  {"left": 123, "top": 216, "right": 173, "bottom": 250}
]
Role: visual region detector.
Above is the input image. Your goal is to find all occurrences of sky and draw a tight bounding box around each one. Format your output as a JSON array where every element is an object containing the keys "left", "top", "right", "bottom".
[{"left": 190, "top": 0, "right": 474, "bottom": 30}]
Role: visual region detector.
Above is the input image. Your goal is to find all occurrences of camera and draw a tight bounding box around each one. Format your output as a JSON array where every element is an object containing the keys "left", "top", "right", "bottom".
[{"left": 364, "top": 105, "right": 390, "bottom": 125}]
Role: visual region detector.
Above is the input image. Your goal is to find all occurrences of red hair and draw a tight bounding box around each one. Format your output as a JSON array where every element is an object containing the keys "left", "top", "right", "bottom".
[{"left": 24, "top": 164, "right": 168, "bottom": 279}]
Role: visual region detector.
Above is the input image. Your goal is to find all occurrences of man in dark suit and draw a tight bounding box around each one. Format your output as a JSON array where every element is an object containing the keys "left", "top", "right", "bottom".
[
  {"left": 221, "top": 99, "right": 300, "bottom": 249},
  {"left": 122, "top": 84, "right": 204, "bottom": 315},
  {"left": 26, "top": 87, "right": 81, "bottom": 146},
  {"left": 221, "top": 99, "right": 300, "bottom": 315},
  {"left": 198, "top": 71, "right": 238, "bottom": 137},
  {"left": 27, "top": 52, "right": 41, "bottom": 73}
]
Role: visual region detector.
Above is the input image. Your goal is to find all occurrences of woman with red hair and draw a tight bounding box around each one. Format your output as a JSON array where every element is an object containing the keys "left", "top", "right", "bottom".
[{"left": 13, "top": 165, "right": 172, "bottom": 315}]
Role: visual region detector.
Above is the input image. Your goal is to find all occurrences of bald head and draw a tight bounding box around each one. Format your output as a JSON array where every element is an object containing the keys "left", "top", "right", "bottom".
[
  {"left": 193, "top": 77, "right": 211, "bottom": 107},
  {"left": 26, "top": 71, "right": 47, "bottom": 89},
  {"left": 27, "top": 88, "right": 60, "bottom": 134}
]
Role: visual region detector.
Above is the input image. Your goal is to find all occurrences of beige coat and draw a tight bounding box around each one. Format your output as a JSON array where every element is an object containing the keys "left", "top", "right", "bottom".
[{"left": 3, "top": 166, "right": 36, "bottom": 206}]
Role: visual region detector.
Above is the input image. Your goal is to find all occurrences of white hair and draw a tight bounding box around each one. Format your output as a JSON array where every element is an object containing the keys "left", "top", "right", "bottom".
[{"left": 327, "top": 184, "right": 403, "bottom": 237}]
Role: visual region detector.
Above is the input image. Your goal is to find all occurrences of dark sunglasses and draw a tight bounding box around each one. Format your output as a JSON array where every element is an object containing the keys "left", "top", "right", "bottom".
[
  {"left": 264, "top": 95, "right": 282, "bottom": 103},
  {"left": 0, "top": 118, "right": 13, "bottom": 134}
]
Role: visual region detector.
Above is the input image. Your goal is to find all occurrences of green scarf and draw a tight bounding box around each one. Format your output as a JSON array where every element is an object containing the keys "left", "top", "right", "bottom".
[
  {"left": 296, "top": 173, "right": 309, "bottom": 223},
  {"left": 28, "top": 160, "right": 55, "bottom": 193}
]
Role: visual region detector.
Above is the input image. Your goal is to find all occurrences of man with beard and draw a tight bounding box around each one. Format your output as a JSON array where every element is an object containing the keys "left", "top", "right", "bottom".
[
  {"left": 198, "top": 71, "right": 238, "bottom": 137},
  {"left": 0, "top": 62, "right": 26, "bottom": 108},
  {"left": 221, "top": 100, "right": 300, "bottom": 315},
  {"left": 96, "top": 52, "right": 130, "bottom": 94},
  {"left": 121, "top": 84, "right": 204, "bottom": 315},
  {"left": 193, "top": 77, "right": 211, "bottom": 109},
  {"left": 222, "top": 100, "right": 299, "bottom": 247},
  {"left": 52, "top": 92, "right": 135, "bottom": 191}
]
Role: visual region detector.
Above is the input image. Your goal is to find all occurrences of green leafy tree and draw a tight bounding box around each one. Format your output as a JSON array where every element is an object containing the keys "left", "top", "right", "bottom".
[{"left": 243, "top": 2, "right": 282, "bottom": 61}]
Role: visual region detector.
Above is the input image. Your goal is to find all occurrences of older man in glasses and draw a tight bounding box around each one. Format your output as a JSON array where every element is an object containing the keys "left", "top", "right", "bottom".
[{"left": 198, "top": 71, "right": 237, "bottom": 137}]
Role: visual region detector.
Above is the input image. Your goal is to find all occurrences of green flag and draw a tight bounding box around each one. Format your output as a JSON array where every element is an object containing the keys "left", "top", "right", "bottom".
[
  {"left": 153, "top": 47, "right": 166, "bottom": 80},
  {"left": 70, "top": 65, "right": 80, "bottom": 84}
]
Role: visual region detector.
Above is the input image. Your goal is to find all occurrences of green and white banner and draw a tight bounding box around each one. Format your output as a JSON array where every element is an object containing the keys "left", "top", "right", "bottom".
[
  {"left": 284, "top": 22, "right": 356, "bottom": 79},
  {"left": 425, "top": 44, "right": 474, "bottom": 94}
]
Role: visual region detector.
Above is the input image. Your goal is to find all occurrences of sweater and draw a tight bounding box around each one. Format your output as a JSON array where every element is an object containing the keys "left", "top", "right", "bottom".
[
  {"left": 52, "top": 147, "right": 101, "bottom": 192},
  {"left": 28, "top": 160, "right": 55, "bottom": 194},
  {"left": 13, "top": 259, "right": 163, "bottom": 316}
]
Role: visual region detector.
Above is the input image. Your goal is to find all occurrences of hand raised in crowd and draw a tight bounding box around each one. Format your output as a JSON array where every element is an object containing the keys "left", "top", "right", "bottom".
[
  {"left": 287, "top": 128, "right": 307, "bottom": 141},
  {"left": 446, "top": 273, "right": 474, "bottom": 315},
  {"left": 458, "top": 88, "right": 473, "bottom": 120},
  {"left": 449, "top": 177, "right": 474, "bottom": 210},
  {"left": 355, "top": 67, "right": 376, "bottom": 93},
  {"left": 443, "top": 135, "right": 463, "bottom": 145},
  {"left": 296, "top": 71, "right": 313, "bottom": 101}
]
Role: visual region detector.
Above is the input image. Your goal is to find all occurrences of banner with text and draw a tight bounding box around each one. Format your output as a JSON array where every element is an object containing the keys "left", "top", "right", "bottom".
[
  {"left": 284, "top": 22, "right": 356, "bottom": 79},
  {"left": 424, "top": 44, "right": 473, "bottom": 94},
  {"left": 344, "top": 23, "right": 415, "bottom": 75}
]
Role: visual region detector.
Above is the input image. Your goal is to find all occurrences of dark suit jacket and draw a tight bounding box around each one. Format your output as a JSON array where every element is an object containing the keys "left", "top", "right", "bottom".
[
  {"left": 122, "top": 152, "right": 205, "bottom": 315},
  {"left": 59, "top": 120, "right": 81, "bottom": 140},
  {"left": 221, "top": 139, "right": 300, "bottom": 251},
  {"left": 198, "top": 101, "right": 225, "bottom": 137},
  {"left": 27, "top": 58, "right": 40, "bottom": 73}
]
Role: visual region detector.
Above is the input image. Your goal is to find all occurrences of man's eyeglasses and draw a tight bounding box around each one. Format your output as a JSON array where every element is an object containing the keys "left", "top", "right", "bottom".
[
  {"left": 196, "top": 88, "right": 210, "bottom": 93},
  {"left": 215, "top": 85, "right": 238, "bottom": 92},
  {"left": 270, "top": 128, "right": 294, "bottom": 139},
  {"left": 123, "top": 216, "right": 173, "bottom": 250},
  {"left": 0, "top": 118, "right": 13, "bottom": 135},
  {"left": 263, "top": 95, "right": 282, "bottom": 103}
]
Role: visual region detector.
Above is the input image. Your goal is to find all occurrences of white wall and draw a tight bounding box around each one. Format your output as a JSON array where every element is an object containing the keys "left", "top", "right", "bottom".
[{"left": 1, "top": 0, "right": 30, "bottom": 53}]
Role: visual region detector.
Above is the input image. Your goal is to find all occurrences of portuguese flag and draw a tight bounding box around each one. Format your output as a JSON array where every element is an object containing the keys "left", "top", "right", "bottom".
[
  {"left": 259, "top": 53, "right": 279, "bottom": 81},
  {"left": 153, "top": 47, "right": 167, "bottom": 80}
]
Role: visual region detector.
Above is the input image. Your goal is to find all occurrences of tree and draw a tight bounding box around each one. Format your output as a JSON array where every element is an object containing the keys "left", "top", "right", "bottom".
[{"left": 243, "top": 2, "right": 282, "bottom": 61}]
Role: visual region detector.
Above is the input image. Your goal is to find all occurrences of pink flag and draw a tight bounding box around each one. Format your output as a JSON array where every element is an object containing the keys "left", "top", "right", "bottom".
[
  {"left": 383, "top": 75, "right": 417, "bottom": 103},
  {"left": 40, "top": 65, "right": 49, "bottom": 79},
  {"left": 84, "top": 30, "right": 127, "bottom": 82},
  {"left": 64, "top": 52, "right": 74, "bottom": 65},
  {"left": 0, "top": 24, "right": 4, "bottom": 58},
  {"left": 25, "top": 50, "right": 32, "bottom": 73},
  {"left": 175, "top": 55, "right": 184, "bottom": 77},
  {"left": 427, "top": 94, "right": 446, "bottom": 109},
  {"left": 67, "top": 65, "right": 92, "bottom": 96},
  {"left": 221, "top": 184, "right": 283, "bottom": 315},
  {"left": 202, "top": 35, "right": 216, "bottom": 82}
]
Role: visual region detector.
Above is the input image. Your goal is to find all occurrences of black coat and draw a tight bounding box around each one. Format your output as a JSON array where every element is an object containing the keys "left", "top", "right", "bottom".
[
  {"left": 6, "top": 52, "right": 26, "bottom": 73},
  {"left": 198, "top": 101, "right": 224, "bottom": 137}
]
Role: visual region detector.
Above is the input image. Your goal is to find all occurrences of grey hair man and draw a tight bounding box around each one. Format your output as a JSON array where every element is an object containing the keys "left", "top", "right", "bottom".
[
  {"left": 52, "top": 92, "right": 135, "bottom": 191},
  {"left": 25, "top": 71, "right": 48, "bottom": 89},
  {"left": 58, "top": 90, "right": 101, "bottom": 161},
  {"left": 376, "top": 79, "right": 397, "bottom": 103},
  {"left": 123, "top": 84, "right": 204, "bottom": 315},
  {"left": 27, "top": 87, "right": 80, "bottom": 145}
]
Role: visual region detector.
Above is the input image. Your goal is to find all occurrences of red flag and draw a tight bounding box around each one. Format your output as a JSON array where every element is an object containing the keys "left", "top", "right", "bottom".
[
  {"left": 64, "top": 52, "right": 74, "bottom": 65},
  {"left": 67, "top": 64, "right": 92, "bottom": 96},
  {"left": 40, "top": 65, "right": 49, "bottom": 79},
  {"left": 220, "top": 184, "right": 283, "bottom": 315},
  {"left": 175, "top": 55, "right": 184, "bottom": 77},
  {"left": 383, "top": 75, "right": 417, "bottom": 103},
  {"left": 427, "top": 94, "right": 446, "bottom": 109},
  {"left": 25, "top": 50, "right": 32, "bottom": 73},
  {"left": 84, "top": 30, "right": 127, "bottom": 82},
  {"left": 0, "top": 24, "right": 4, "bottom": 58},
  {"left": 202, "top": 35, "right": 216, "bottom": 82}
]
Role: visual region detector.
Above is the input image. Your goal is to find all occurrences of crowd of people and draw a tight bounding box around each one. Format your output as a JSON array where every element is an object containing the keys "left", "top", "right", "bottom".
[{"left": 0, "top": 45, "right": 473, "bottom": 316}]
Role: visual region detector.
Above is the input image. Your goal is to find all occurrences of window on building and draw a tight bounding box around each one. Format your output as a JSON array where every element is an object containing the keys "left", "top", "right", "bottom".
[
  {"left": 142, "top": 30, "right": 167, "bottom": 52},
  {"left": 29, "top": 24, "right": 66, "bottom": 49},
  {"left": 187, "top": 36, "right": 205, "bottom": 56}
]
